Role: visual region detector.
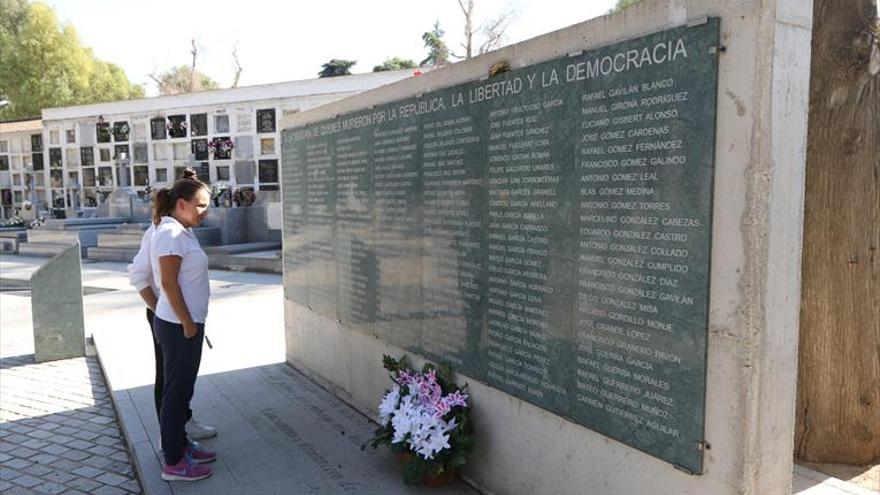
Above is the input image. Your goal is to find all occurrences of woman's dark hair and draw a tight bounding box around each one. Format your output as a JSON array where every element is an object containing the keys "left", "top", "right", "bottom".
[{"left": 152, "top": 168, "right": 209, "bottom": 225}]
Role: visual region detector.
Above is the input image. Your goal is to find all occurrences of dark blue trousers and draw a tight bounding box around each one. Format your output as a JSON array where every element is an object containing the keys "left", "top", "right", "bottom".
[
  {"left": 146, "top": 309, "right": 193, "bottom": 423},
  {"left": 153, "top": 316, "right": 204, "bottom": 466}
]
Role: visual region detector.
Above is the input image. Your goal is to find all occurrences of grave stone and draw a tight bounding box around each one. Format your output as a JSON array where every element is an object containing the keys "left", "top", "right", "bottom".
[
  {"left": 31, "top": 243, "right": 85, "bottom": 362},
  {"left": 257, "top": 108, "right": 276, "bottom": 133},
  {"left": 234, "top": 136, "right": 254, "bottom": 158},
  {"left": 97, "top": 188, "right": 137, "bottom": 219},
  {"left": 234, "top": 160, "right": 255, "bottom": 183}
]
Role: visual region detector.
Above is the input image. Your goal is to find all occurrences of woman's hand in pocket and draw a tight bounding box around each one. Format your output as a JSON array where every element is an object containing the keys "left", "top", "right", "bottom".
[{"left": 183, "top": 321, "right": 199, "bottom": 339}]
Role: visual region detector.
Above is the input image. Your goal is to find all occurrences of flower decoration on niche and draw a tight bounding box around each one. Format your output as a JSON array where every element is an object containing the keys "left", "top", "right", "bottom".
[
  {"left": 165, "top": 117, "right": 188, "bottom": 138},
  {"left": 111, "top": 122, "right": 130, "bottom": 141},
  {"left": 207, "top": 137, "right": 234, "bottom": 158}
]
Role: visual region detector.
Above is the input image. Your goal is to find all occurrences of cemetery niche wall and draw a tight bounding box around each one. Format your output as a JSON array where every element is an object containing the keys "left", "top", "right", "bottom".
[{"left": 282, "top": 19, "right": 719, "bottom": 474}]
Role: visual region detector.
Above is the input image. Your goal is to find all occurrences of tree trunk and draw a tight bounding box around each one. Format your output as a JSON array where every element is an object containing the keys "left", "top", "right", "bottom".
[{"left": 796, "top": 0, "right": 880, "bottom": 464}]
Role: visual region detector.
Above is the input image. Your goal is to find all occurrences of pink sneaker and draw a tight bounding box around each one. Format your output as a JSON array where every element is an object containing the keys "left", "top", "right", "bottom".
[
  {"left": 185, "top": 440, "right": 216, "bottom": 464},
  {"left": 161, "top": 454, "right": 212, "bottom": 482}
]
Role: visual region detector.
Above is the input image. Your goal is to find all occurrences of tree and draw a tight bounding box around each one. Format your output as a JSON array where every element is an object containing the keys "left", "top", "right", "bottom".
[
  {"left": 611, "top": 0, "right": 645, "bottom": 13},
  {"left": 373, "top": 57, "right": 417, "bottom": 72},
  {"left": 149, "top": 65, "right": 220, "bottom": 95},
  {"left": 421, "top": 22, "right": 451, "bottom": 67},
  {"left": 318, "top": 59, "right": 356, "bottom": 78},
  {"left": 795, "top": 0, "right": 879, "bottom": 465},
  {"left": 0, "top": 1, "right": 144, "bottom": 120},
  {"left": 453, "top": 0, "right": 516, "bottom": 59},
  {"left": 148, "top": 39, "right": 221, "bottom": 95},
  {"left": 230, "top": 45, "right": 243, "bottom": 88}
]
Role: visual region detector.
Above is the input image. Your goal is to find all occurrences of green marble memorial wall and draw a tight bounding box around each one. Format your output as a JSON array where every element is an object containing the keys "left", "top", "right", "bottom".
[{"left": 282, "top": 19, "right": 719, "bottom": 473}]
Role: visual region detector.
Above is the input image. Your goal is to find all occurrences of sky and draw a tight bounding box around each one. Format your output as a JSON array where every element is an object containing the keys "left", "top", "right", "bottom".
[{"left": 47, "top": 0, "right": 617, "bottom": 96}]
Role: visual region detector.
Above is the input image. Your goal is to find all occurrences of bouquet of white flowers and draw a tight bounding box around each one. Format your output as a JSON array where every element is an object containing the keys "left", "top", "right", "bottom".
[
  {"left": 365, "top": 355, "right": 474, "bottom": 486},
  {"left": 2, "top": 216, "right": 24, "bottom": 227},
  {"left": 29, "top": 217, "right": 45, "bottom": 230}
]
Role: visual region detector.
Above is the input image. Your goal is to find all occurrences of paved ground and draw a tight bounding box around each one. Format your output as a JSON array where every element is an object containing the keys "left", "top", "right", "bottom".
[
  {"left": 1, "top": 253, "right": 876, "bottom": 495},
  {"left": 0, "top": 272, "right": 142, "bottom": 494}
]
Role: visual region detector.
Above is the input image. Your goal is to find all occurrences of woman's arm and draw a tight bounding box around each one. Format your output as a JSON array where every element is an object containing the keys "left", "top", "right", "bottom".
[
  {"left": 158, "top": 255, "right": 198, "bottom": 338},
  {"left": 138, "top": 287, "right": 158, "bottom": 312},
  {"left": 127, "top": 227, "right": 154, "bottom": 297}
]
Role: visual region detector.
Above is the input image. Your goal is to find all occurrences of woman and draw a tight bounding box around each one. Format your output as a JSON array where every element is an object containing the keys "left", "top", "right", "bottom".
[
  {"left": 127, "top": 207, "right": 218, "bottom": 438},
  {"left": 150, "top": 169, "right": 216, "bottom": 482}
]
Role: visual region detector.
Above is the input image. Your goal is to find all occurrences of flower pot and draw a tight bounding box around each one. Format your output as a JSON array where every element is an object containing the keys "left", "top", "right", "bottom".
[
  {"left": 423, "top": 468, "right": 456, "bottom": 487},
  {"left": 395, "top": 452, "right": 456, "bottom": 487}
]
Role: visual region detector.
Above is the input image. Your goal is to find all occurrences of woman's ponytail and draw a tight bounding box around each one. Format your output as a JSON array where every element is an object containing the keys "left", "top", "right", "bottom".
[{"left": 152, "top": 188, "right": 174, "bottom": 225}]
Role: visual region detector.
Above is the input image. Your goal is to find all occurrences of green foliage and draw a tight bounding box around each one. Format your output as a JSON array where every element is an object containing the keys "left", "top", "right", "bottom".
[
  {"left": 421, "top": 21, "right": 450, "bottom": 67},
  {"left": 0, "top": 1, "right": 144, "bottom": 120},
  {"left": 152, "top": 65, "right": 219, "bottom": 95},
  {"left": 318, "top": 59, "right": 356, "bottom": 78},
  {"left": 373, "top": 57, "right": 417, "bottom": 72},
  {"left": 613, "top": 0, "right": 646, "bottom": 13}
]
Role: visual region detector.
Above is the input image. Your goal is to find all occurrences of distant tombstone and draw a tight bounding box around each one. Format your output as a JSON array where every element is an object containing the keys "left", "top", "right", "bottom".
[
  {"left": 150, "top": 117, "right": 167, "bottom": 140},
  {"left": 258, "top": 159, "right": 278, "bottom": 183},
  {"left": 153, "top": 143, "right": 170, "bottom": 161},
  {"left": 82, "top": 168, "right": 96, "bottom": 187},
  {"left": 49, "top": 148, "right": 62, "bottom": 168},
  {"left": 79, "top": 124, "right": 95, "bottom": 146},
  {"left": 191, "top": 113, "right": 208, "bottom": 136},
  {"left": 68, "top": 182, "right": 80, "bottom": 210},
  {"left": 132, "top": 122, "right": 147, "bottom": 141},
  {"left": 168, "top": 115, "right": 187, "bottom": 138},
  {"left": 234, "top": 160, "right": 255, "bottom": 184},
  {"left": 257, "top": 108, "right": 276, "bottom": 133},
  {"left": 96, "top": 122, "right": 111, "bottom": 143},
  {"left": 133, "top": 143, "right": 148, "bottom": 163},
  {"left": 172, "top": 142, "right": 189, "bottom": 160},
  {"left": 31, "top": 243, "right": 85, "bottom": 363},
  {"left": 237, "top": 113, "right": 252, "bottom": 133},
  {"left": 197, "top": 162, "right": 210, "bottom": 184},
  {"left": 50, "top": 170, "right": 63, "bottom": 188},
  {"left": 131, "top": 200, "right": 151, "bottom": 222},
  {"left": 80, "top": 146, "right": 95, "bottom": 166},
  {"left": 260, "top": 137, "right": 275, "bottom": 155},
  {"left": 267, "top": 201, "right": 282, "bottom": 230},
  {"left": 114, "top": 144, "right": 129, "bottom": 160},
  {"left": 112, "top": 121, "right": 129, "bottom": 141},
  {"left": 98, "top": 167, "right": 113, "bottom": 186},
  {"left": 31, "top": 134, "right": 43, "bottom": 152},
  {"left": 133, "top": 166, "right": 149, "bottom": 186},
  {"left": 155, "top": 167, "right": 168, "bottom": 183},
  {"left": 101, "top": 188, "right": 137, "bottom": 219},
  {"left": 65, "top": 148, "right": 79, "bottom": 167},
  {"left": 214, "top": 114, "right": 230, "bottom": 134},
  {"left": 234, "top": 136, "right": 253, "bottom": 158},
  {"left": 192, "top": 139, "right": 209, "bottom": 160}
]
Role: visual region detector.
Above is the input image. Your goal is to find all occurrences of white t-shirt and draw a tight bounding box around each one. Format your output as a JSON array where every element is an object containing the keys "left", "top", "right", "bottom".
[
  {"left": 151, "top": 216, "right": 210, "bottom": 324},
  {"left": 127, "top": 224, "right": 159, "bottom": 297}
]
